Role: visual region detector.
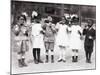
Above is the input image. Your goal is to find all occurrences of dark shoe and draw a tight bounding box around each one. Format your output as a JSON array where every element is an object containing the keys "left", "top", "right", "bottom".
[
  {"left": 86, "top": 59, "right": 88, "bottom": 63},
  {"left": 34, "top": 60, "right": 39, "bottom": 64},
  {"left": 75, "top": 56, "right": 78, "bottom": 62},
  {"left": 51, "top": 60, "right": 54, "bottom": 63},
  {"left": 18, "top": 59, "right": 23, "bottom": 67},
  {"left": 22, "top": 58, "right": 27, "bottom": 67},
  {"left": 88, "top": 60, "right": 92, "bottom": 63},
  {"left": 74, "top": 60, "right": 77, "bottom": 62},
  {"left": 58, "top": 59, "right": 62, "bottom": 62},
  {"left": 72, "top": 60, "right": 75, "bottom": 62},
  {"left": 38, "top": 60, "right": 43, "bottom": 63},
  {"left": 62, "top": 59, "right": 66, "bottom": 62},
  {"left": 45, "top": 60, "right": 48, "bottom": 63},
  {"left": 72, "top": 56, "right": 75, "bottom": 62}
]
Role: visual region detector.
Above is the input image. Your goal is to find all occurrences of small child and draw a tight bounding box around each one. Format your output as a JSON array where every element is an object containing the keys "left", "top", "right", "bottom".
[
  {"left": 31, "top": 17, "right": 43, "bottom": 64},
  {"left": 13, "top": 14, "right": 29, "bottom": 67},
  {"left": 41, "top": 16, "right": 56, "bottom": 63},
  {"left": 69, "top": 15, "right": 82, "bottom": 62},
  {"left": 56, "top": 16, "right": 69, "bottom": 62},
  {"left": 83, "top": 19, "right": 96, "bottom": 63}
]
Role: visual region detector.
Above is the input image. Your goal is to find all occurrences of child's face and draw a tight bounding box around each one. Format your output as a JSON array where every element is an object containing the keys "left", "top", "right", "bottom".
[
  {"left": 88, "top": 20, "right": 93, "bottom": 27},
  {"left": 47, "top": 16, "right": 52, "bottom": 22},
  {"left": 62, "top": 17, "right": 66, "bottom": 23},
  {"left": 19, "top": 17, "right": 25, "bottom": 24}
]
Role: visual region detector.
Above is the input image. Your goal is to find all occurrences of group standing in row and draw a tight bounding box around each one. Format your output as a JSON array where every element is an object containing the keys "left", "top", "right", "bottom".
[{"left": 12, "top": 11, "right": 95, "bottom": 67}]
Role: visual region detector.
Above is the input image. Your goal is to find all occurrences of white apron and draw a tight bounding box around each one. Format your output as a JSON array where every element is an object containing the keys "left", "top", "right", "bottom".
[
  {"left": 56, "top": 23, "right": 69, "bottom": 47},
  {"left": 70, "top": 25, "right": 82, "bottom": 49},
  {"left": 31, "top": 23, "right": 44, "bottom": 48}
]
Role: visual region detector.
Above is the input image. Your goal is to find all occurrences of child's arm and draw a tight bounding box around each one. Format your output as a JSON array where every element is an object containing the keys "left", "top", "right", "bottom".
[
  {"left": 13, "top": 24, "right": 20, "bottom": 36},
  {"left": 83, "top": 25, "right": 88, "bottom": 35},
  {"left": 90, "top": 29, "right": 96, "bottom": 40},
  {"left": 67, "top": 26, "right": 72, "bottom": 33},
  {"left": 41, "top": 18, "right": 47, "bottom": 30},
  {"left": 78, "top": 26, "right": 83, "bottom": 36},
  {"left": 83, "top": 28, "right": 87, "bottom": 35},
  {"left": 55, "top": 22, "right": 60, "bottom": 32},
  {"left": 51, "top": 24, "right": 56, "bottom": 33}
]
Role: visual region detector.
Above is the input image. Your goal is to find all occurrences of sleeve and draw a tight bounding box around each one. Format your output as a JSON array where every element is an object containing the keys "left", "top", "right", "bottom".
[
  {"left": 31, "top": 25, "right": 35, "bottom": 36},
  {"left": 78, "top": 26, "right": 83, "bottom": 34},
  {"left": 13, "top": 24, "right": 20, "bottom": 36},
  {"left": 25, "top": 26, "right": 29, "bottom": 36},
  {"left": 41, "top": 18, "right": 47, "bottom": 30},
  {"left": 76, "top": 26, "right": 81, "bottom": 36},
  {"left": 39, "top": 24, "right": 45, "bottom": 35},
  {"left": 83, "top": 29, "right": 87, "bottom": 35},
  {"left": 41, "top": 23, "right": 47, "bottom": 30},
  {"left": 55, "top": 23, "right": 60, "bottom": 31},
  {"left": 51, "top": 24, "right": 56, "bottom": 33},
  {"left": 67, "top": 26, "right": 72, "bottom": 32},
  {"left": 28, "top": 26, "right": 32, "bottom": 37},
  {"left": 92, "top": 29, "right": 96, "bottom": 40}
]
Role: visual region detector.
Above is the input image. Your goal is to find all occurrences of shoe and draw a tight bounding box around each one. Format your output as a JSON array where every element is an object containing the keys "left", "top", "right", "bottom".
[
  {"left": 88, "top": 60, "right": 92, "bottom": 63},
  {"left": 38, "top": 60, "right": 43, "bottom": 63},
  {"left": 18, "top": 59, "right": 23, "bottom": 67},
  {"left": 58, "top": 59, "right": 62, "bottom": 62},
  {"left": 51, "top": 60, "right": 54, "bottom": 63},
  {"left": 75, "top": 56, "right": 78, "bottom": 62},
  {"left": 72, "top": 56, "right": 75, "bottom": 62},
  {"left": 62, "top": 59, "right": 66, "bottom": 62},
  {"left": 34, "top": 60, "right": 39, "bottom": 64},
  {"left": 22, "top": 58, "right": 28, "bottom": 67},
  {"left": 86, "top": 59, "right": 88, "bottom": 63}
]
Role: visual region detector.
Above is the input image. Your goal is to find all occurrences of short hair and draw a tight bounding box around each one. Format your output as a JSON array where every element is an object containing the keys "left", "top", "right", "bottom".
[
  {"left": 71, "top": 16, "right": 79, "bottom": 22},
  {"left": 17, "top": 15, "right": 27, "bottom": 21},
  {"left": 61, "top": 16, "right": 70, "bottom": 24},
  {"left": 87, "top": 19, "right": 94, "bottom": 25},
  {"left": 61, "top": 16, "right": 66, "bottom": 20}
]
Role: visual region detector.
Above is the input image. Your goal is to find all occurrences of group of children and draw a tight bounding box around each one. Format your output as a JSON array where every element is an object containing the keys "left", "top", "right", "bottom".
[{"left": 13, "top": 11, "right": 95, "bottom": 67}]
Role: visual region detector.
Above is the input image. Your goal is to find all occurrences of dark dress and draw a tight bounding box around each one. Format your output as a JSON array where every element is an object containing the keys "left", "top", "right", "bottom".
[{"left": 83, "top": 27, "right": 96, "bottom": 53}]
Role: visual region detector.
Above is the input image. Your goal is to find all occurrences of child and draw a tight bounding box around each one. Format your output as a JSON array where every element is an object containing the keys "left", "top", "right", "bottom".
[
  {"left": 13, "top": 14, "right": 29, "bottom": 67},
  {"left": 56, "top": 16, "right": 69, "bottom": 62},
  {"left": 41, "top": 16, "right": 56, "bottom": 63},
  {"left": 83, "top": 19, "right": 96, "bottom": 63},
  {"left": 69, "top": 15, "right": 82, "bottom": 62},
  {"left": 31, "top": 16, "right": 43, "bottom": 64}
]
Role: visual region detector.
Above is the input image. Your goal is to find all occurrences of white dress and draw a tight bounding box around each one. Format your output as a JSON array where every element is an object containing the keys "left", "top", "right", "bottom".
[
  {"left": 31, "top": 23, "right": 44, "bottom": 48},
  {"left": 56, "top": 23, "right": 69, "bottom": 47},
  {"left": 69, "top": 25, "right": 82, "bottom": 49}
]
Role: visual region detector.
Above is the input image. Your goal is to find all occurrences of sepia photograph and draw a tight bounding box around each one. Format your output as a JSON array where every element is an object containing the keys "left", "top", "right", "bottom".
[{"left": 11, "top": 0, "right": 96, "bottom": 74}]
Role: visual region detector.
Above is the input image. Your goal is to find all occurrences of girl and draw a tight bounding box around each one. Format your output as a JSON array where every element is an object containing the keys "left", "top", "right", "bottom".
[
  {"left": 69, "top": 15, "right": 82, "bottom": 62},
  {"left": 31, "top": 16, "right": 43, "bottom": 64},
  {"left": 56, "top": 16, "right": 69, "bottom": 62}
]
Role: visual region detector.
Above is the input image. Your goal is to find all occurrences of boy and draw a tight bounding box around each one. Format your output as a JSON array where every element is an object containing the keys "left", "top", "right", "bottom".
[
  {"left": 83, "top": 19, "right": 96, "bottom": 63},
  {"left": 42, "top": 16, "right": 56, "bottom": 63}
]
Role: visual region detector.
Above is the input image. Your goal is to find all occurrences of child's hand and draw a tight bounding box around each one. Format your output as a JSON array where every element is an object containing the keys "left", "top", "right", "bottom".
[
  {"left": 40, "top": 30, "right": 45, "bottom": 34},
  {"left": 89, "top": 36, "right": 93, "bottom": 39},
  {"left": 78, "top": 30, "right": 81, "bottom": 36},
  {"left": 80, "top": 35, "right": 84, "bottom": 40}
]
